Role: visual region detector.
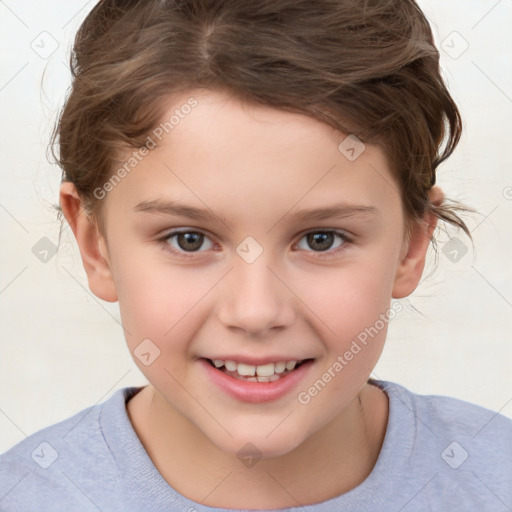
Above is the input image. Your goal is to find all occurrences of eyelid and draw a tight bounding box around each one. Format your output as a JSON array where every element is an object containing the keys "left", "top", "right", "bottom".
[
  {"left": 292, "top": 229, "right": 352, "bottom": 256},
  {"left": 158, "top": 227, "right": 353, "bottom": 260},
  {"left": 159, "top": 228, "right": 216, "bottom": 260}
]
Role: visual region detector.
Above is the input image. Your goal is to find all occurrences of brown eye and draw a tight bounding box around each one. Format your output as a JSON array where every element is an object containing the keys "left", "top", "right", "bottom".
[
  {"left": 306, "top": 232, "right": 335, "bottom": 251},
  {"left": 175, "top": 232, "right": 204, "bottom": 251},
  {"left": 295, "top": 230, "right": 349, "bottom": 255},
  {"left": 163, "top": 229, "right": 214, "bottom": 255}
]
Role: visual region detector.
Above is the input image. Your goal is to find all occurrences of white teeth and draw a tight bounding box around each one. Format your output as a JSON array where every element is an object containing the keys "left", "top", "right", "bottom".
[
  {"left": 256, "top": 363, "right": 275, "bottom": 377},
  {"left": 225, "top": 360, "right": 237, "bottom": 372},
  {"left": 237, "top": 363, "right": 256, "bottom": 376},
  {"left": 210, "top": 358, "right": 305, "bottom": 378},
  {"left": 274, "top": 362, "right": 286, "bottom": 374}
]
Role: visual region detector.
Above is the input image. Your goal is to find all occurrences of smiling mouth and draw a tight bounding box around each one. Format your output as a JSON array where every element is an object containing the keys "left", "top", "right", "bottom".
[{"left": 204, "top": 358, "right": 313, "bottom": 382}]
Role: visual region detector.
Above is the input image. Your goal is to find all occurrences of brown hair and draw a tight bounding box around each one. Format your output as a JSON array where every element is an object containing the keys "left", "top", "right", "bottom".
[{"left": 51, "top": 0, "right": 472, "bottom": 239}]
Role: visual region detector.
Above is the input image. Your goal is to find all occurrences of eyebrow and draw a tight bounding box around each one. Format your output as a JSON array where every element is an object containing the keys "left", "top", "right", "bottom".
[{"left": 134, "top": 199, "right": 378, "bottom": 225}]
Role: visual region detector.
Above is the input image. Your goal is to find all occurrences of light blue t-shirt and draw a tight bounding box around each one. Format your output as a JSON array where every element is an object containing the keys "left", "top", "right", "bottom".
[{"left": 1, "top": 379, "right": 511, "bottom": 511}]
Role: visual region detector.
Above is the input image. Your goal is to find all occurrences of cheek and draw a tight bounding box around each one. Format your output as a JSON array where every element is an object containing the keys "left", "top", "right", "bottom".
[
  {"left": 114, "top": 260, "right": 209, "bottom": 400},
  {"left": 292, "top": 255, "right": 399, "bottom": 408},
  {"left": 292, "top": 261, "right": 396, "bottom": 424},
  {"left": 112, "top": 248, "right": 215, "bottom": 356},
  {"left": 295, "top": 255, "right": 398, "bottom": 341}
]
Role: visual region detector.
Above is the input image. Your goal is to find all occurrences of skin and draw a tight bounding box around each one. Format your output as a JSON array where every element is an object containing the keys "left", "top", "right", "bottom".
[{"left": 60, "top": 88, "right": 441, "bottom": 509}]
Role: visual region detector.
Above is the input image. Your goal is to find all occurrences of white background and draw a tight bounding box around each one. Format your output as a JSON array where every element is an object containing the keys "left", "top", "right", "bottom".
[{"left": 1, "top": 0, "right": 511, "bottom": 454}]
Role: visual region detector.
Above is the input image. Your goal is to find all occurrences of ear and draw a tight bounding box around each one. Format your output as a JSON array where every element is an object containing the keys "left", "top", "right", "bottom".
[
  {"left": 59, "top": 182, "right": 118, "bottom": 302},
  {"left": 392, "top": 186, "right": 443, "bottom": 299}
]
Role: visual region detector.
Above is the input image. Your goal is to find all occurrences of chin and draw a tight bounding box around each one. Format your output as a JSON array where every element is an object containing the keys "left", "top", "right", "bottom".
[{"left": 207, "top": 423, "right": 307, "bottom": 462}]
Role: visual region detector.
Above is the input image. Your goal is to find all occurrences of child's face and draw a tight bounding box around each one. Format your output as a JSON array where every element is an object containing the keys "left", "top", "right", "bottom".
[{"left": 76, "top": 89, "right": 428, "bottom": 458}]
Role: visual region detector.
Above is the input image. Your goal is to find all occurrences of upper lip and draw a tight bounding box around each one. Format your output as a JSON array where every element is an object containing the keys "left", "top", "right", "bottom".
[{"left": 201, "top": 355, "right": 314, "bottom": 366}]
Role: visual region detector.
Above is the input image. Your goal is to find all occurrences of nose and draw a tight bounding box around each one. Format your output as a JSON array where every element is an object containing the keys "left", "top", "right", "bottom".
[{"left": 217, "top": 254, "right": 295, "bottom": 337}]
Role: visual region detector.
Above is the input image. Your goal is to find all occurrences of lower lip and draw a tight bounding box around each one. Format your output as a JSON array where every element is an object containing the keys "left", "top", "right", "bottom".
[{"left": 200, "top": 358, "right": 314, "bottom": 403}]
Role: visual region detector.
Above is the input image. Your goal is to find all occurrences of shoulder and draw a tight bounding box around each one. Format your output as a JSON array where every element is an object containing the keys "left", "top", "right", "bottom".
[
  {"left": 372, "top": 379, "right": 512, "bottom": 508},
  {"left": 0, "top": 387, "right": 141, "bottom": 512},
  {"left": 377, "top": 378, "right": 512, "bottom": 441}
]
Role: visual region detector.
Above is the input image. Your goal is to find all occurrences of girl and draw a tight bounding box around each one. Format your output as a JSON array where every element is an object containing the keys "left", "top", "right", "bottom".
[{"left": 1, "top": 1, "right": 511, "bottom": 510}]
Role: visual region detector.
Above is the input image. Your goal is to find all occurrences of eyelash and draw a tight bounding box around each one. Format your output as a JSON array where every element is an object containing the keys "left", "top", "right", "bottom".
[{"left": 158, "top": 228, "right": 352, "bottom": 261}]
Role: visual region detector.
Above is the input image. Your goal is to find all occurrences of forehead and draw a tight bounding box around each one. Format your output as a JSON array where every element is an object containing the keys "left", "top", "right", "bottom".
[
  {"left": 159, "top": 89, "right": 361, "bottom": 171},
  {"left": 105, "top": 89, "right": 403, "bottom": 226}
]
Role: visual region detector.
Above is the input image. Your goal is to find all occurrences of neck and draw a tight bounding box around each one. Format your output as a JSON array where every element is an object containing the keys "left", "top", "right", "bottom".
[{"left": 127, "top": 382, "right": 388, "bottom": 509}]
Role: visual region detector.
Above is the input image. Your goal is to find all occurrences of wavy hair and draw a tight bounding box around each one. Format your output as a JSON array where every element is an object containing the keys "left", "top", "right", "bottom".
[{"left": 51, "top": 0, "right": 472, "bottom": 238}]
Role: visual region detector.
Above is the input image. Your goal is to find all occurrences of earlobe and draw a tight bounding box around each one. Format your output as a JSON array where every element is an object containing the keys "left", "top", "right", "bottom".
[
  {"left": 392, "top": 187, "right": 442, "bottom": 299},
  {"left": 59, "top": 182, "right": 118, "bottom": 302}
]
